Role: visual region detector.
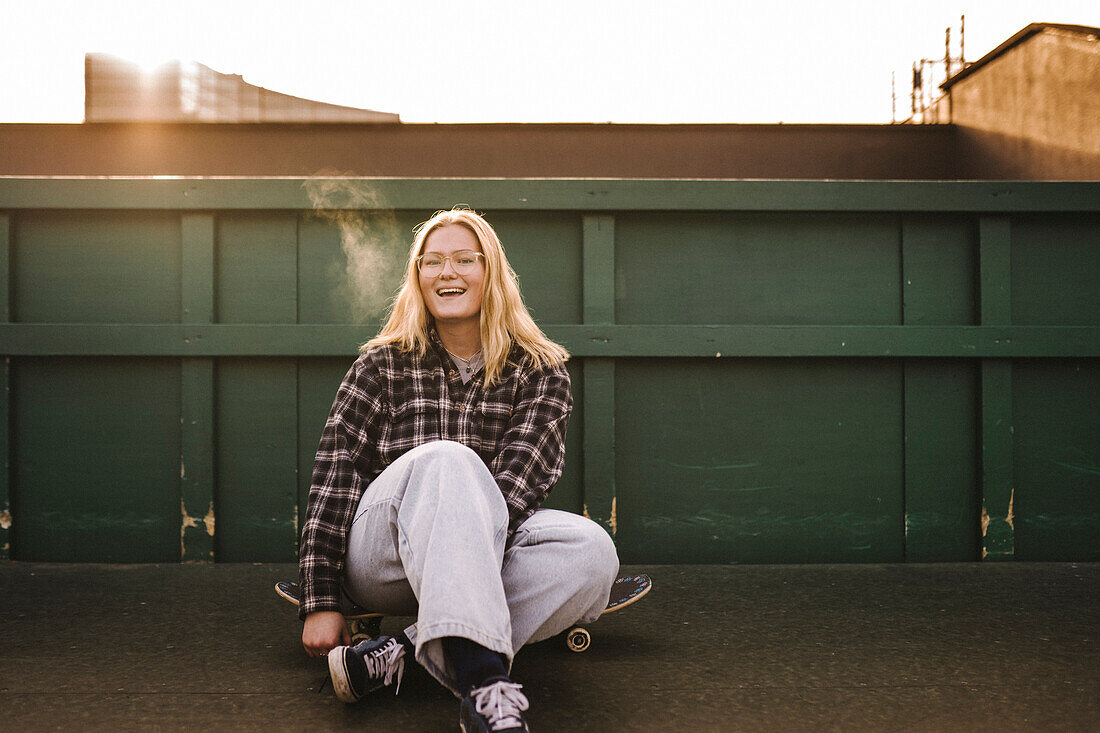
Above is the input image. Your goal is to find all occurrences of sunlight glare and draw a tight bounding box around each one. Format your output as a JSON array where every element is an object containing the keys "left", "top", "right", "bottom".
[{"left": 127, "top": 52, "right": 184, "bottom": 74}]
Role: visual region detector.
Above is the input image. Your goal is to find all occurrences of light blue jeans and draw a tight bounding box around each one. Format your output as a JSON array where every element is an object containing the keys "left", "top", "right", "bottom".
[{"left": 343, "top": 440, "right": 619, "bottom": 696}]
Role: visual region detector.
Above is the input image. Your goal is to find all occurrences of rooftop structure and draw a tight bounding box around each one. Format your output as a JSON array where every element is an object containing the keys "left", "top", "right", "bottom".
[
  {"left": 84, "top": 53, "right": 399, "bottom": 123},
  {"left": 926, "top": 23, "right": 1099, "bottom": 178}
]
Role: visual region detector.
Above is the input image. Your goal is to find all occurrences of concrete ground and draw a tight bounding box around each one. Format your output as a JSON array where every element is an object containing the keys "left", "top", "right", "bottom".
[{"left": 2, "top": 562, "right": 1098, "bottom": 732}]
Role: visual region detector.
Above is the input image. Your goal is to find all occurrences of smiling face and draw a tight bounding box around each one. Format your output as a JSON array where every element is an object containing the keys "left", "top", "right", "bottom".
[{"left": 418, "top": 224, "right": 486, "bottom": 330}]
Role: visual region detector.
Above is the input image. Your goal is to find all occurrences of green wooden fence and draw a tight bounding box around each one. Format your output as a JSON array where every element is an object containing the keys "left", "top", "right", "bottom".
[{"left": 1, "top": 178, "right": 1097, "bottom": 563}]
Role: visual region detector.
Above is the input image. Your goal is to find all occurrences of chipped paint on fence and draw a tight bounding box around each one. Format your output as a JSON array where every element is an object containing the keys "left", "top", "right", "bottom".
[
  {"left": 582, "top": 501, "right": 616, "bottom": 536},
  {"left": 180, "top": 499, "right": 198, "bottom": 558},
  {"left": 203, "top": 504, "right": 216, "bottom": 536},
  {"left": 180, "top": 499, "right": 215, "bottom": 561},
  {"left": 1006, "top": 488, "right": 1015, "bottom": 531},
  {"left": 1, "top": 503, "right": 12, "bottom": 556},
  {"left": 980, "top": 488, "right": 1015, "bottom": 559}
]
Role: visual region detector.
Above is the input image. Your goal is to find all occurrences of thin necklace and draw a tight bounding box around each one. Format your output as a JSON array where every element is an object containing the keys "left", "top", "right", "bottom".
[{"left": 444, "top": 346, "right": 482, "bottom": 374}]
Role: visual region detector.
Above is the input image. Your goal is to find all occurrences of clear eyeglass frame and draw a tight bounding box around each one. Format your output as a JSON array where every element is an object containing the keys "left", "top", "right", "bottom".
[{"left": 416, "top": 250, "right": 485, "bottom": 275}]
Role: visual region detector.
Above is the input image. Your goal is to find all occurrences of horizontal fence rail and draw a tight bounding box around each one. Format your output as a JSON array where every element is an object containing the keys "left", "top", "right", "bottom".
[
  {"left": 1, "top": 324, "right": 1098, "bottom": 358},
  {"left": 1, "top": 178, "right": 1097, "bottom": 564}
]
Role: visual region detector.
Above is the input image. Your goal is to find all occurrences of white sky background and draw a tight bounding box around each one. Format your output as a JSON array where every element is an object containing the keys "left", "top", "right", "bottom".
[{"left": 2, "top": 0, "right": 1098, "bottom": 124}]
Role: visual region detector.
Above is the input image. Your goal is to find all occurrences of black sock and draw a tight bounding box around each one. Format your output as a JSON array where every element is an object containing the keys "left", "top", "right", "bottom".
[
  {"left": 442, "top": 636, "right": 508, "bottom": 696},
  {"left": 395, "top": 631, "right": 415, "bottom": 653}
]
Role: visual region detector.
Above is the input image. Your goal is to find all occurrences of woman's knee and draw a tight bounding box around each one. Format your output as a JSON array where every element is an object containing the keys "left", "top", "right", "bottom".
[
  {"left": 525, "top": 511, "right": 619, "bottom": 588},
  {"left": 405, "top": 441, "right": 491, "bottom": 485},
  {"left": 579, "top": 522, "right": 620, "bottom": 587},
  {"left": 402, "top": 440, "right": 506, "bottom": 517}
]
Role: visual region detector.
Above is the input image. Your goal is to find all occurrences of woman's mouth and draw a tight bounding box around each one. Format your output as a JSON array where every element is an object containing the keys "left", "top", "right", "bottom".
[{"left": 436, "top": 287, "right": 466, "bottom": 297}]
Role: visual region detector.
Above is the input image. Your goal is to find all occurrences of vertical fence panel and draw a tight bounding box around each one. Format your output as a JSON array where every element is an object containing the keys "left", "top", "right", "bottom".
[
  {"left": 1010, "top": 214, "right": 1100, "bottom": 559},
  {"left": 9, "top": 210, "right": 183, "bottom": 561},
  {"left": 582, "top": 215, "right": 616, "bottom": 534},
  {"left": 497, "top": 212, "right": 586, "bottom": 515},
  {"left": 13, "top": 357, "right": 182, "bottom": 562},
  {"left": 180, "top": 213, "right": 216, "bottom": 561},
  {"left": 901, "top": 217, "right": 980, "bottom": 560},
  {"left": 213, "top": 214, "right": 300, "bottom": 561},
  {"left": 215, "top": 358, "right": 299, "bottom": 561},
  {"left": 616, "top": 358, "right": 906, "bottom": 563},
  {"left": 180, "top": 359, "right": 215, "bottom": 560},
  {"left": 981, "top": 360, "right": 1015, "bottom": 559},
  {"left": 979, "top": 216, "right": 1015, "bottom": 559},
  {"left": 296, "top": 358, "right": 352, "bottom": 543},
  {"left": 0, "top": 213, "right": 9, "bottom": 558},
  {"left": 903, "top": 361, "right": 980, "bottom": 561},
  {"left": 548, "top": 360, "right": 585, "bottom": 516}
]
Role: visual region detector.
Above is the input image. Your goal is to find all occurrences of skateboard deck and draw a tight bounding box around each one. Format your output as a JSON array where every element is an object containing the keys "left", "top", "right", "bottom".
[{"left": 275, "top": 573, "right": 652, "bottom": 653}]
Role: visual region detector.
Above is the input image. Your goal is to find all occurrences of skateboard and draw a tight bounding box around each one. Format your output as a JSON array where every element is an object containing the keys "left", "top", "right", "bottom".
[{"left": 275, "top": 574, "right": 652, "bottom": 653}]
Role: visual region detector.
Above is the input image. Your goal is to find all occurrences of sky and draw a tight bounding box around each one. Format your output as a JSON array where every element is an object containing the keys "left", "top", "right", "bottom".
[{"left": 2, "top": 0, "right": 1098, "bottom": 124}]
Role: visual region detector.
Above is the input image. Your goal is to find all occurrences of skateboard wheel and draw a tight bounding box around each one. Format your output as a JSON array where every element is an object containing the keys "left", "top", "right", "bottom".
[{"left": 565, "top": 627, "right": 590, "bottom": 653}]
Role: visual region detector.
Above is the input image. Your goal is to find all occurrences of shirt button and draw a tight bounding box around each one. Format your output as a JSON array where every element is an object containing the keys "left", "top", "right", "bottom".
[
  {"left": 449, "top": 369, "right": 456, "bottom": 376},
  {"left": 458, "top": 404, "right": 466, "bottom": 412}
]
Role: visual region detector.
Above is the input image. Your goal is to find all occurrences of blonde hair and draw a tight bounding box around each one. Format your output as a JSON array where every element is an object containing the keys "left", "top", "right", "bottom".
[{"left": 364, "top": 207, "right": 569, "bottom": 385}]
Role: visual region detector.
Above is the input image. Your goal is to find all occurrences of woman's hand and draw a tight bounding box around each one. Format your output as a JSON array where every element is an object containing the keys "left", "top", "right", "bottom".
[{"left": 302, "top": 611, "right": 350, "bottom": 657}]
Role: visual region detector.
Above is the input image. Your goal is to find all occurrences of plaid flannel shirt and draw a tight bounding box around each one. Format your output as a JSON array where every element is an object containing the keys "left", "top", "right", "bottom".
[{"left": 297, "top": 334, "right": 572, "bottom": 619}]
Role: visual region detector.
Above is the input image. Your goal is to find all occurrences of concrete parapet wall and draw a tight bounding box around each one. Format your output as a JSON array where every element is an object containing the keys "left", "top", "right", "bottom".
[{"left": 0, "top": 122, "right": 958, "bottom": 179}]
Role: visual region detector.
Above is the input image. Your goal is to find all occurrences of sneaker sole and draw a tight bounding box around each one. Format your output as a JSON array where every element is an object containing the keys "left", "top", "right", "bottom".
[{"left": 327, "top": 649, "right": 361, "bottom": 703}]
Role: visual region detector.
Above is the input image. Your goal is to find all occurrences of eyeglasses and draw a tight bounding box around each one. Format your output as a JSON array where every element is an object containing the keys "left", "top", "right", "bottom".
[{"left": 416, "top": 250, "right": 485, "bottom": 275}]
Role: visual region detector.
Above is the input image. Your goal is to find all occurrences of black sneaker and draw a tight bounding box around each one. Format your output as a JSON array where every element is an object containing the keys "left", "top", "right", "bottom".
[
  {"left": 327, "top": 635, "right": 406, "bottom": 703},
  {"left": 459, "top": 677, "right": 530, "bottom": 732}
]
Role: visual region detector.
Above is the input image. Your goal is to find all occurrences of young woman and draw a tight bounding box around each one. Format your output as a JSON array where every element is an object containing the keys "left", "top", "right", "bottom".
[{"left": 298, "top": 207, "right": 619, "bottom": 732}]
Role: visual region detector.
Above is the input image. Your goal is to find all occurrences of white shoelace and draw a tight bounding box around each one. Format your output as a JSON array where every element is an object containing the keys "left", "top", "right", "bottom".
[
  {"left": 471, "top": 680, "right": 530, "bottom": 731},
  {"left": 364, "top": 639, "right": 406, "bottom": 695}
]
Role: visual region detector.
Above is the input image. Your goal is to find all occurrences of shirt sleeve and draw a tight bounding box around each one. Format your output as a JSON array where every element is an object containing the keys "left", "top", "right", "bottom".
[
  {"left": 489, "top": 361, "right": 573, "bottom": 530},
  {"left": 297, "top": 357, "right": 383, "bottom": 620}
]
